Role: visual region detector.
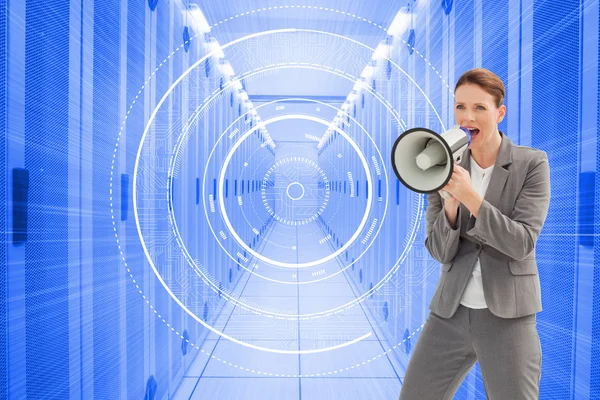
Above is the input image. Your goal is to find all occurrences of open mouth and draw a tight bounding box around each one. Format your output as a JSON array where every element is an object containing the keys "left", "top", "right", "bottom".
[{"left": 466, "top": 127, "right": 480, "bottom": 137}]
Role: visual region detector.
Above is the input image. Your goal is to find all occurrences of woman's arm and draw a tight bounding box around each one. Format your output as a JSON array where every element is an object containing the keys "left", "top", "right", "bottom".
[
  {"left": 465, "top": 152, "right": 551, "bottom": 261},
  {"left": 424, "top": 191, "right": 462, "bottom": 264}
]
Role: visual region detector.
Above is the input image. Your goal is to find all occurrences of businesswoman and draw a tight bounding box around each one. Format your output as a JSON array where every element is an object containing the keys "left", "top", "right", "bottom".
[{"left": 399, "top": 68, "right": 551, "bottom": 400}]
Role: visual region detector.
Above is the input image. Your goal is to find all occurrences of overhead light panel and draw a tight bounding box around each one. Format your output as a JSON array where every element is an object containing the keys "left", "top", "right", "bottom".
[
  {"left": 372, "top": 41, "right": 389, "bottom": 60},
  {"left": 186, "top": 4, "right": 211, "bottom": 34},
  {"left": 361, "top": 61, "right": 376, "bottom": 79},
  {"left": 208, "top": 37, "right": 224, "bottom": 58},
  {"left": 231, "top": 79, "right": 243, "bottom": 91},
  {"left": 387, "top": 8, "right": 410, "bottom": 37},
  {"left": 220, "top": 60, "right": 234, "bottom": 77}
]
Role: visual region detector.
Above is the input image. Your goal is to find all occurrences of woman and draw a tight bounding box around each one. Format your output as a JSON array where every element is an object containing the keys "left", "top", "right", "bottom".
[{"left": 399, "top": 68, "right": 550, "bottom": 399}]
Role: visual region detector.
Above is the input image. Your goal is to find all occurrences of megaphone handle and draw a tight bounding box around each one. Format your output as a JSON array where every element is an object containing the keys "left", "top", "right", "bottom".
[{"left": 440, "top": 190, "right": 451, "bottom": 199}]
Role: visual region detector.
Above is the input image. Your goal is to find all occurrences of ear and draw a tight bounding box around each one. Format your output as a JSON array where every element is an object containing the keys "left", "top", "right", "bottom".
[{"left": 496, "top": 105, "right": 507, "bottom": 124}]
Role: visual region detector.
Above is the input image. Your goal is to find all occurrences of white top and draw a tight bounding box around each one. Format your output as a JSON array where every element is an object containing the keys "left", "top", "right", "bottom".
[{"left": 460, "top": 155, "right": 495, "bottom": 309}]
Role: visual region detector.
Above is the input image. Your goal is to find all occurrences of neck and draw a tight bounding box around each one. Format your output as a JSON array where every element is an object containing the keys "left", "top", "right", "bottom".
[{"left": 471, "top": 129, "right": 502, "bottom": 168}]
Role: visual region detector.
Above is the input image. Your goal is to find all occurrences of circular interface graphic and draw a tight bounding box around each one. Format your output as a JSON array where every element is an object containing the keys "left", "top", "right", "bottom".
[
  {"left": 286, "top": 181, "right": 305, "bottom": 201},
  {"left": 265, "top": 158, "right": 326, "bottom": 223},
  {"left": 214, "top": 114, "right": 374, "bottom": 269},
  {"left": 129, "top": 28, "right": 444, "bottom": 352}
]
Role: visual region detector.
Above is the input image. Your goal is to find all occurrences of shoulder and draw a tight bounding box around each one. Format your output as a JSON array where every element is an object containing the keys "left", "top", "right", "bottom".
[
  {"left": 508, "top": 144, "right": 550, "bottom": 186},
  {"left": 510, "top": 144, "right": 548, "bottom": 168}
]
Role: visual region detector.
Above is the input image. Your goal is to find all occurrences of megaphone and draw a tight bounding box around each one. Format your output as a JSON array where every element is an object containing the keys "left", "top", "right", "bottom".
[{"left": 391, "top": 126, "right": 472, "bottom": 197}]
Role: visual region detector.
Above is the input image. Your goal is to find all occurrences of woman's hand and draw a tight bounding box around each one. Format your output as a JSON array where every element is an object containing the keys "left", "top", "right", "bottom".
[
  {"left": 443, "top": 165, "right": 484, "bottom": 218},
  {"left": 443, "top": 165, "right": 475, "bottom": 203}
]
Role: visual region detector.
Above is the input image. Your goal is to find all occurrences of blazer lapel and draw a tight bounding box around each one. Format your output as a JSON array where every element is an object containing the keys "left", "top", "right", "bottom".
[
  {"left": 460, "top": 131, "right": 513, "bottom": 233},
  {"left": 481, "top": 131, "right": 513, "bottom": 211},
  {"left": 458, "top": 149, "right": 471, "bottom": 233}
]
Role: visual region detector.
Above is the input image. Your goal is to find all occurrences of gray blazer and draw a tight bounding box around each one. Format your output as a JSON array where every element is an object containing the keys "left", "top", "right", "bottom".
[{"left": 426, "top": 131, "right": 551, "bottom": 319}]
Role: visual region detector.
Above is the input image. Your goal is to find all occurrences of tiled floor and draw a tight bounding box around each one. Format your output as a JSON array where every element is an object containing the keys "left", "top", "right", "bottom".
[{"left": 172, "top": 224, "right": 405, "bottom": 400}]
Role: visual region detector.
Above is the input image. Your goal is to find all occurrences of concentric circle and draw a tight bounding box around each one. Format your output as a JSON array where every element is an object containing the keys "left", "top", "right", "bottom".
[
  {"left": 128, "top": 28, "right": 444, "bottom": 350},
  {"left": 217, "top": 114, "right": 372, "bottom": 269},
  {"left": 286, "top": 181, "right": 305, "bottom": 201},
  {"left": 262, "top": 157, "right": 327, "bottom": 224}
]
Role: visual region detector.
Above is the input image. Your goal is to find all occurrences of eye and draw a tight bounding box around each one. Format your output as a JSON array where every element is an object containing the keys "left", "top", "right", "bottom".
[
  {"left": 477, "top": 106, "right": 486, "bottom": 110},
  {"left": 455, "top": 105, "right": 464, "bottom": 109}
]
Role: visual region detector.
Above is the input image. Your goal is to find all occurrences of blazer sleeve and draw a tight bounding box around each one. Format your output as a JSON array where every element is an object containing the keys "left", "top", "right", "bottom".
[
  {"left": 466, "top": 151, "right": 551, "bottom": 261},
  {"left": 424, "top": 191, "right": 462, "bottom": 264}
]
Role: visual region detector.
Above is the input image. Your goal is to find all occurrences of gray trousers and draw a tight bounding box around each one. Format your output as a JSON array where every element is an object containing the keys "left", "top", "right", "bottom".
[{"left": 399, "top": 305, "right": 541, "bottom": 400}]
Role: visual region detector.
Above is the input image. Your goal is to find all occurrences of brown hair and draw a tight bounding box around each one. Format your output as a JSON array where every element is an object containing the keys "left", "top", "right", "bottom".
[{"left": 455, "top": 68, "right": 505, "bottom": 108}]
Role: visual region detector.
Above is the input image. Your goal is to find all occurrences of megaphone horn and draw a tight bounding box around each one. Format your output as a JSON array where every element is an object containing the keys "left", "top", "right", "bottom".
[{"left": 391, "top": 126, "right": 472, "bottom": 195}]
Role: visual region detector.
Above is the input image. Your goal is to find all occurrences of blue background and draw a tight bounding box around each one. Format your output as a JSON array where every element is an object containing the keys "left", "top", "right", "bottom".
[{"left": 2, "top": 0, "right": 599, "bottom": 399}]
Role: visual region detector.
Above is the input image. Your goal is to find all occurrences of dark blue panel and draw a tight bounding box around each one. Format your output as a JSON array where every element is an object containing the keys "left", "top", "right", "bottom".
[
  {"left": 24, "top": 0, "right": 70, "bottom": 397},
  {"left": 204, "top": 58, "right": 210, "bottom": 77},
  {"left": 407, "top": 29, "right": 415, "bottom": 55},
  {"left": 578, "top": 172, "right": 594, "bottom": 248},
  {"left": 12, "top": 168, "right": 29, "bottom": 245},
  {"left": 148, "top": 0, "right": 159, "bottom": 12},
  {"left": 182, "top": 26, "right": 190, "bottom": 52},
  {"left": 170, "top": 177, "right": 175, "bottom": 206},
  {"left": 121, "top": 174, "right": 129, "bottom": 221},
  {"left": 181, "top": 330, "right": 189, "bottom": 355},
  {"left": 145, "top": 375, "right": 157, "bottom": 399},
  {"left": 441, "top": 0, "right": 453, "bottom": 15},
  {"left": 403, "top": 328, "right": 411, "bottom": 354}
]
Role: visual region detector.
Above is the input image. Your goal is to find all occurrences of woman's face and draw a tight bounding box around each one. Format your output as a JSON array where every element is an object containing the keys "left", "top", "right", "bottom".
[{"left": 454, "top": 83, "right": 506, "bottom": 151}]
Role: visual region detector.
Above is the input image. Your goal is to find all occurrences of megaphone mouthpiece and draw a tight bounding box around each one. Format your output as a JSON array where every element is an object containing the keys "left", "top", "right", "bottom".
[{"left": 415, "top": 140, "right": 445, "bottom": 170}]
